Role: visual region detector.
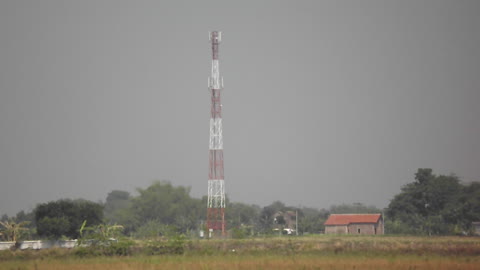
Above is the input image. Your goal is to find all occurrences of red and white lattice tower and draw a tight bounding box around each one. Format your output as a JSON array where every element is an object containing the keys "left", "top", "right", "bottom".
[{"left": 207, "top": 31, "right": 226, "bottom": 236}]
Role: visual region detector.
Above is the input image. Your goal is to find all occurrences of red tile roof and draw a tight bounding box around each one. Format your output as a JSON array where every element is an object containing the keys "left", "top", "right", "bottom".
[{"left": 324, "top": 214, "right": 382, "bottom": 226}]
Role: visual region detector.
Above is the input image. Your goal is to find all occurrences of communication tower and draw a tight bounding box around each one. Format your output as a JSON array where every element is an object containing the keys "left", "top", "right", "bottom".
[{"left": 207, "top": 31, "right": 226, "bottom": 236}]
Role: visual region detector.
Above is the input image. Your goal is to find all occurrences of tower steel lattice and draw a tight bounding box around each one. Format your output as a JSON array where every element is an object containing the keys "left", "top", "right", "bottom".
[{"left": 207, "top": 31, "right": 226, "bottom": 236}]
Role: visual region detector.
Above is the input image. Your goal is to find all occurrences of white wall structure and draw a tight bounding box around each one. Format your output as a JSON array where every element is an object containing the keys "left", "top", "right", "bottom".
[
  {"left": 0, "top": 240, "right": 78, "bottom": 250},
  {"left": 0, "top": 242, "right": 15, "bottom": 250}
]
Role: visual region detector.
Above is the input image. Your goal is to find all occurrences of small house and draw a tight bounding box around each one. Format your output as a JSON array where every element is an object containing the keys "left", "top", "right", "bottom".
[
  {"left": 324, "top": 214, "right": 384, "bottom": 235},
  {"left": 272, "top": 210, "right": 297, "bottom": 234}
]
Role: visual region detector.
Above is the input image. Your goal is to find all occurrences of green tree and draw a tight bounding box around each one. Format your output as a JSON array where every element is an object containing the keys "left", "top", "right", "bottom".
[
  {"left": 134, "top": 219, "right": 179, "bottom": 239},
  {"left": 444, "top": 182, "right": 480, "bottom": 233},
  {"left": 35, "top": 199, "right": 103, "bottom": 239},
  {"left": 15, "top": 211, "right": 35, "bottom": 226},
  {"left": 104, "top": 190, "right": 131, "bottom": 224},
  {"left": 386, "top": 168, "right": 475, "bottom": 235},
  {"left": 36, "top": 216, "right": 70, "bottom": 238},
  {"left": 298, "top": 207, "right": 328, "bottom": 234},
  {"left": 329, "top": 203, "right": 381, "bottom": 214},
  {"left": 226, "top": 202, "right": 260, "bottom": 229},
  {"left": 129, "top": 181, "right": 203, "bottom": 233}
]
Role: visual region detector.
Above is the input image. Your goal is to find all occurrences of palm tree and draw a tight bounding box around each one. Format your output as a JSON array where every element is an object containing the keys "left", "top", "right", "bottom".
[
  {"left": 79, "top": 220, "right": 124, "bottom": 244},
  {"left": 0, "top": 220, "right": 30, "bottom": 242}
]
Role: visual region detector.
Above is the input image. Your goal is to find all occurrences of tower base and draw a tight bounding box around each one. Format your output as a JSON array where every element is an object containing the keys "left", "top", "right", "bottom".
[{"left": 207, "top": 207, "right": 225, "bottom": 237}]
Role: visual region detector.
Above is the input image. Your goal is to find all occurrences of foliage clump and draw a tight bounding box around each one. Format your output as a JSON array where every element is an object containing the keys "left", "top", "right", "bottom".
[
  {"left": 34, "top": 199, "right": 103, "bottom": 239},
  {"left": 143, "top": 234, "right": 186, "bottom": 255},
  {"left": 0, "top": 220, "right": 30, "bottom": 242},
  {"left": 386, "top": 168, "right": 480, "bottom": 235},
  {"left": 2, "top": 170, "right": 479, "bottom": 240}
]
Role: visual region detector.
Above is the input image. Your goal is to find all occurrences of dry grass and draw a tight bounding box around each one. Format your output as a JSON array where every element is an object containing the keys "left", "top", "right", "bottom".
[
  {"left": 1, "top": 235, "right": 479, "bottom": 270},
  {"left": 186, "top": 235, "right": 480, "bottom": 256},
  {"left": 1, "top": 254, "right": 479, "bottom": 270}
]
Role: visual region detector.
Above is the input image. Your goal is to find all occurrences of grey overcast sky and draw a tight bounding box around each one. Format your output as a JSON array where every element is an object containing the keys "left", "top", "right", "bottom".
[{"left": 0, "top": 0, "right": 479, "bottom": 216}]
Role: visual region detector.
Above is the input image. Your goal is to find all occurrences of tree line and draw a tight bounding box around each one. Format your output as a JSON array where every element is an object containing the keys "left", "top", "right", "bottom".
[
  {"left": 1, "top": 168, "right": 479, "bottom": 240},
  {"left": 386, "top": 168, "right": 480, "bottom": 235}
]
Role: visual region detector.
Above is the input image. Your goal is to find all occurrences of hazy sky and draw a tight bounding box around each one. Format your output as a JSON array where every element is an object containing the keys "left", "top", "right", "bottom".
[{"left": 1, "top": 1, "right": 479, "bottom": 216}]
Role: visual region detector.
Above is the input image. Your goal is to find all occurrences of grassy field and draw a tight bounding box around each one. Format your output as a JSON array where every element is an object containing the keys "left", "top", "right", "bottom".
[{"left": 1, "top": 235, "right": 479, "bottom": 270}]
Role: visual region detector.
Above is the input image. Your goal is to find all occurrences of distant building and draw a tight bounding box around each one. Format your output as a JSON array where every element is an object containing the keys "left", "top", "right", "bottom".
[
  {"left": 472, "top": 222, "right": 480, "bottom": 235},
  {"left": 272, "top": 210, "right": 297, "bottom": 234},
  {"left": 324, "top": 214, "right": 384, "bottom": 235}
]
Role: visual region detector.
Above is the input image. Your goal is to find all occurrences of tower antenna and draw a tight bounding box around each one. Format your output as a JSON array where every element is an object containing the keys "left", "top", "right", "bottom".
[{"left": 206, "top": 31, "right": 226, "bottom": 237}]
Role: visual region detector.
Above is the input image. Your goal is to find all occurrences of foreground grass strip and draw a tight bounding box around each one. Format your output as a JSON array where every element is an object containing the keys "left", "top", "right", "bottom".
[
  {"left": 1, "top": 254, "right": 479, "bottom": 270},
  {"left": 1, "top": 236, "right": 479, "bottom": 269}
]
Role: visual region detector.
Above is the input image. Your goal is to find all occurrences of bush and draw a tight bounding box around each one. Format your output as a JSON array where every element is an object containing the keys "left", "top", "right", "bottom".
[
  {"left": 144, "top": 235, "right": 186, "bottom": 255},
  {"left": 231, "top": 227, "right": 247, "bottom": 239},
  {"left": 103, "top": 240, "right": 135, "bottom": 256},
  {"left": 74, "top": 239, "right": 135, "bottom": 257},
  {"left": 73, "top": 246, "right": 101, "bottom": 257}
]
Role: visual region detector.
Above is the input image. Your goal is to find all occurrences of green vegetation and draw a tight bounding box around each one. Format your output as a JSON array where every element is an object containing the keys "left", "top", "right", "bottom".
[
  {"left": 0, "top": 220, "right": 30, "bottom": 242},
  {"left": 386, "top": 168, "right": 480, "bottom": 235},
  {"left": 34, "top": 199, "right": 104, "bottom": 239},
  {"left": 0, "top": 211, "right": 36, "bottom": 241},
  {"left": 128, "top": 181, "right": 203, "bottom": 234},
  {"left": 0, "top": 236, "right": 479, "bottom": 269},
  {"left": 1, "top": 169, "right": 479, "bottom": 242}
]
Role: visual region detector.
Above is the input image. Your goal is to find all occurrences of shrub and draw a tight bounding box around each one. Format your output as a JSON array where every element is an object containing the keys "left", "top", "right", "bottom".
[
  {"left": 231, "top": 227, "right": 247, "bottom": 239},
  {"left": 73, "top": 246, "right": 101, "bottom": 257},
  {"left": 144, "top": 235, "right": 186, "bottom": 255},
  {"left": 74, "top": 239, "right": 135, "bottom": 257},
  {"left": 102, "top": 240, "right": 135, "bottom": 256}
]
